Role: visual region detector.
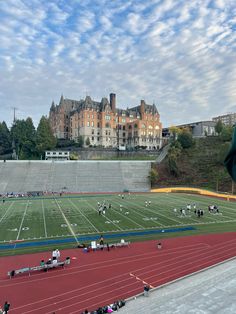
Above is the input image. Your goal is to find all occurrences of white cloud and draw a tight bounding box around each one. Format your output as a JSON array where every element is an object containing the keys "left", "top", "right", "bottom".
[{"left": 0, "top": 0, "right": 235, "bottom": 128}]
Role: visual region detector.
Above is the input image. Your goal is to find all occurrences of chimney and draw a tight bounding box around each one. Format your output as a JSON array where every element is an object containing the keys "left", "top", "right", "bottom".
[
  {"left": 110, "top": 93, "right": 116, "bottom": 113},
  {"left": 140, "top": 100, "right": 145, "bottom": 118}
]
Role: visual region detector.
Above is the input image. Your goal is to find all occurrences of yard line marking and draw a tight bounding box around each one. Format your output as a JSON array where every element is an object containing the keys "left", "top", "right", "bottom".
[
  {"left": 0, "top": 201, "right": 15, "bottom": 224},
  {"left": 84, "top": 199, "right": 124, "bottom": 231},
  {"left": 121, "top": 198, "right": 165, "bottom": 227},
  {"left": 41, "top": 200, "right": 47, "bottom": 238},
  {"left": 16, "top": 200, "right": 29, "bottom": 241},
  {"left": 110, "top": 200, "right": 146, "bottom": 229},
  {"left": 68, "top": 199, "right": 100, "bottom": 233},
  {"left": 122, "top": 197, "right": 182, "bottom": 226},
  {"left": 54, "top": 198, "right": 79, "bottom": 245}
]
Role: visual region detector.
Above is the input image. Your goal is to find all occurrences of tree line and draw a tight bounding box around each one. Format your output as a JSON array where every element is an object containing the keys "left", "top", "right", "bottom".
[{"left": 0, "top": 116, "right": 56, "bottom": 159}]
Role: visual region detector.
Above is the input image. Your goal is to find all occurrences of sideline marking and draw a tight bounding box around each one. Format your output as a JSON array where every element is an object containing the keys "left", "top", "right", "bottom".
[{"left": 54, "top": 198, "right": 79, "bottom": 245}]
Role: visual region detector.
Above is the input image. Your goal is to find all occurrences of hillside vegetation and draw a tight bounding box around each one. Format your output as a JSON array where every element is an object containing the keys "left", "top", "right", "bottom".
[{"left": 154, "top": 136, "right": 234, "bottom": 193}]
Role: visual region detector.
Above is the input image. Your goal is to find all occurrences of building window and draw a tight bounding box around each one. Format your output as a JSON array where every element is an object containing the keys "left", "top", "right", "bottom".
[
  {"left": 91, "top": 121, "right": 94, "bottom": 127},
  {"left": 105, "top": 115, "right": 111, "bottom": 120},
  {"left": 123, "top": 132, "right": 126, "bottom": 137},
  {"left": 92, "top": 136, "right": 94, "bottom": 141},
  {"left": 92, "top": 129, "right": 94, "bottom": 135},
  {"left": 97, "top": 122, "right": 100, "bottom": 128},
  {"left": 105, "top": 122, "right": 110, "bottom": 128},
  {"left": 123, "top": 125, "right": 125, "bottom": 130},
  {"left": 87, "top": 121, "right": 90, "bottom": 127},
  {"left": 122, "top": 118, "right": 126, "bottom": 123}
]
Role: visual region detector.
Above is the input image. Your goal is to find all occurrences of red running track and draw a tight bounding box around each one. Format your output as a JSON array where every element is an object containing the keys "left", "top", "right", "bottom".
[{"left": 0, "top": 232, "right": 236, "bottom": 314}]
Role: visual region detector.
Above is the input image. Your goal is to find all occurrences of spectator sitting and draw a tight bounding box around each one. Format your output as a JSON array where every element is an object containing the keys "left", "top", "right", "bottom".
[
  {"left": 157, "top": 242, "right": 162, "bottom": 249},
  {"left": 52, "top": 257, "right": 58, "bottom": 266},
  {"left": 144, "top": 284, "right": 150, "bottom": 297},
  {"left": 40, "top": 259, "right": 45, "bottom": 266}
]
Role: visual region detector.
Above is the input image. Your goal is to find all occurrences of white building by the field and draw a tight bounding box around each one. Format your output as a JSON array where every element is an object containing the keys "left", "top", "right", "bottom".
[{"left": 45, "top": 151, "right": 70, "bottom": 161}]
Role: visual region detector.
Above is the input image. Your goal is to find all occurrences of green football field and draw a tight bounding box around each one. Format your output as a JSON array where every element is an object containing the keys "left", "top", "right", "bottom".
[{"left": 0, "top": 193, "right": 236, "bottom": 252}]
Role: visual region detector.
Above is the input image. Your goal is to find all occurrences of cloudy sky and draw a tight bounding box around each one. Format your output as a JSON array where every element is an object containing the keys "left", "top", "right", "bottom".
[{"left": 0, "top": 0, "right": 235, "bottom": 128}]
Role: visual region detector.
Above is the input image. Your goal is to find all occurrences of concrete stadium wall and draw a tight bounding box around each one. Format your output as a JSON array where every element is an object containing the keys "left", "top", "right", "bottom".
[{"left": 0, "top": 160, "right": 151, "bottom": 194}]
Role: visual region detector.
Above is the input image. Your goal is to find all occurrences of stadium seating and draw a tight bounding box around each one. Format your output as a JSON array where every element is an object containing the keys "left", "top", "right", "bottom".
[{"left": 0, "top": 160, "right": 151, "bottom": 193}]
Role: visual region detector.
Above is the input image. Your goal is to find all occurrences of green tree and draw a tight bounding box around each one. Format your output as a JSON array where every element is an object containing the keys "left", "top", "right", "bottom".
[
  {"left": 220, "top": 125, "right": 233, "bottom": 142},
  {"left": 0, "top": 121, "right": 11, "bottom": 155},
  {"left": 216, "top": 142, "right": 231, "bottom": 165},
  {"left": 177, "top": 128, "right": 194, "bottom": 149},
  {"left": 215, "top": 120, "right": 223, "bottom": 135},
  {"left": 167, "top": 143, "right": 182, "bottom": 177},
  {"left": 85, "top": 137, "right": 90, "bottom": 146},
  {"left": 169, "top": 126, "right": 180, "bottom": 141},
  {"left": 148, "top": 167, "right": 158, "bottom": 184},
  {"left": 36, "top": 116, "right": 56, "bottom": 157},
  {"left": 77, "top": 135, "right": 84, "bottom": 147},
  {"left": 11, "top": 118, "right": 37, "bottom": 159}
]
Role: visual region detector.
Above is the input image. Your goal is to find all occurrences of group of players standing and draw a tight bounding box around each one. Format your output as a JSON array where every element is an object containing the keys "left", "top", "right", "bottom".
[{"left": 174, "top": 203, "right": 220, "bottom": 218}]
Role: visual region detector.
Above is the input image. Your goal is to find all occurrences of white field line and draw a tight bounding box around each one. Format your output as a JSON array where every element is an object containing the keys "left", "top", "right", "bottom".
[
  {"left": 13, "top": 241, "right": 236, "bottom": 314},
  {"left": 84, "top": 199, "right": 124, "bottom": 231},
  {"left": 0, "top": 201, "right": 15, "bottom": 224},
  {"left": 123, "top": 197, "right": 183, "bottom": 226},
  {"left": 159, "top": 195, "right": 220, "bottom": 223},
  {"left": 41, "top": 200, "right": 47, "bottom": 238},
  {"left": 16, "top": 200, "right": 29, "bottom": 240},
  {"left": 120, "top": 198, "right": 166, "bottom": 227},
  {"left": 164, "top": 193, "right": 236, "bottom": 221},
  {"left": 111, "top": 199, "right": 151, "bottom": 229},
  {"left": 68, "top": 199, "right": 100, "bottom": 233},
  {"left": 54, "top": 198, "right": 79, "bottom": 245}
]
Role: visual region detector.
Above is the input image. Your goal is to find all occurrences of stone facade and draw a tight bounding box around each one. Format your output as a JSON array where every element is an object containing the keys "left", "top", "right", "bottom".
[{"left": 49, "top": 93, "right": 162, "bottom": 149}]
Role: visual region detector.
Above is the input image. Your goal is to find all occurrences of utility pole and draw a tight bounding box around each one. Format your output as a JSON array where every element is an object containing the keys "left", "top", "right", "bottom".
[{"left": 12, "top": 107, "right": 18, "bottom": 124}]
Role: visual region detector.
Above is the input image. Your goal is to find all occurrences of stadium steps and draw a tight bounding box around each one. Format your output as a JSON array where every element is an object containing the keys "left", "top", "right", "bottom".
[{"left": 0, "top": 161, "right": 151, "bottom": 193}]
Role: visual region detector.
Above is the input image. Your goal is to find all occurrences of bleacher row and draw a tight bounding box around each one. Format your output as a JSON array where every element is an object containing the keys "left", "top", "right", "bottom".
[
  {"left": 0, "top": 160, "right": 151, "bottom": 194},
  {"left": 7, "top": 257, "right": 71, "bottom": 278}
]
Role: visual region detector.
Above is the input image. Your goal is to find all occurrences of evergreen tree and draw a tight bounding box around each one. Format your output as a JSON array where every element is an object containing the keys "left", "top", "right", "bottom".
[
  {"left": 21, "top": 117, "right": 37, "bottom": 159},
  {"left": 77, "top": 135, "right": 84, "bottom": 147},
  {"left": 215, "top": 120, "right": 223, "bottom": 135},
  {"left": 11, "top": 118, "right": 37, "bottom": 159},
  {"left": 36, "top": 116, "right": 56, "bottom": 157},
  {"left": 85, "top": 137, "right": 90, "bottom": 146},
  {"left": 0, "top": 121, "right": 11, "bottom": 155}
]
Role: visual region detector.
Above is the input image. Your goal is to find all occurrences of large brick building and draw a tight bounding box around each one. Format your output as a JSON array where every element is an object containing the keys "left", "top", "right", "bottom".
[{"left": 49, "top": 93, "right": 162, "bottom": 149}]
